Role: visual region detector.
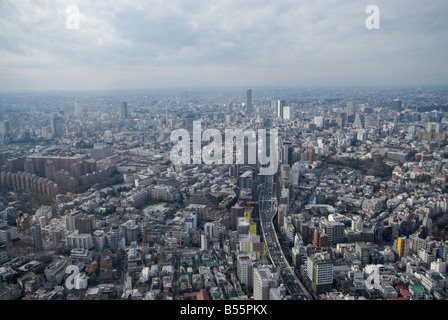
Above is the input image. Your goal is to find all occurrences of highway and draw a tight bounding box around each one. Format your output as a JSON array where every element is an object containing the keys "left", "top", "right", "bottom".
[{"left": 258, "top": 174, "right": 313, "bottom": 300}]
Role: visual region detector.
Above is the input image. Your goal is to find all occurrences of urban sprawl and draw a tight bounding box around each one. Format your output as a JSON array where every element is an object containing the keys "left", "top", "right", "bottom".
[{"left": 1, "top": 86, "right": 448, "bottom": 301}]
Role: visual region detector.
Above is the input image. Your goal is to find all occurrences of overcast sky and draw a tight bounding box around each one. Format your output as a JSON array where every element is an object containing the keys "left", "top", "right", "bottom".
[{"left": 0, "top": 0, "right": 447, "bottom": 92}]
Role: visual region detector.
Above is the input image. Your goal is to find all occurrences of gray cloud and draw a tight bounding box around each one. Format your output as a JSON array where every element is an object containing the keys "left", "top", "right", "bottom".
[{"left": 0, "top": 0, "right": 447, "bottom": 91}]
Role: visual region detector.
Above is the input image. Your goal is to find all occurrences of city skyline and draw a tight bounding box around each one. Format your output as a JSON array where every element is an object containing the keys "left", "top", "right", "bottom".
[{"left": 1, "top": 0, "right": 448, "bottom": 92}]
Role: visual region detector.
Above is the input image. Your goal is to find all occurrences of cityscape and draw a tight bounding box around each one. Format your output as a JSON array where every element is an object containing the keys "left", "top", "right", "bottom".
[
  {"left": 1, "top": 85, "right": 448, "bottom": 302},
  {"left": 1, "top": 0, "right": 448, "bottom": 310}
]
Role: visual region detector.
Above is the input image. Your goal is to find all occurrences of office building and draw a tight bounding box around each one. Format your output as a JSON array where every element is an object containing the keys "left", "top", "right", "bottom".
[
  {"left": 184, "top": 115, "right": 195, "bottom": 133},
  {"left": 31, "top": 223, "right": 44, "bottom": 252},
  {"left": 50, "top": 115, "right": 64, "bottom": 138},
  {"left": 237, "top": 253, "right": 254, "bottom": 290},
  {"left": 0, "top": 284, "right": 21, "bottom": 300},
  {"left": 307, "top": 252, "right": 333, "bottom": 294},
  {"left": 94, "top": 230, "right": 107, "bottom": 252},
  {"left": 74, "top": 102, "right": 85, "bottom": 117},
  {"left": 120, "top": 101, "right": 129, "bottom": 119},
  {"left": 347, "top": 101, "right": 355, "bottom": 120},
  {"left": 246, "top": 89, "right": 253, "bottom": 115},
  {"left": 0, "top": 221, "right": 16, "bottom": 246},
  {"left": 326, "top": 219, "right": 345, "bottom": 245},
  {"left": 66, "top": 231, "right": 94, "bottom": 250},
  {"left": 45, "top": 259, "right": 69, "bottom": 285},
  {"left": 230, "top": 203, "right": 245, "bottom": 231},
  {"left": 355, "top": 242, "right": 375, "bottom": 266},
  {"left": 397, "top": 236, "right": 407, "bottom": 261},
  {"left": 314, "top": 116, "right": 324, "bottom": 129},
  {"left": 283, "top": 106, "right": 292, "bottom": 121},
  {"left": 253, "top": 266, "right": 280, "bottom": 300},
  {"left": 75, "top": 214, "right": 96, "bottom": 234},
  {"left": 273, "top": 100, "right": 285, "bottom": 118}
]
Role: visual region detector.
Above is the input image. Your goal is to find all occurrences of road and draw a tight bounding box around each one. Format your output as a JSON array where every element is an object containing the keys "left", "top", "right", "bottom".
[{"left": 258, "top": 174, "right": 312, "bottom": 300}]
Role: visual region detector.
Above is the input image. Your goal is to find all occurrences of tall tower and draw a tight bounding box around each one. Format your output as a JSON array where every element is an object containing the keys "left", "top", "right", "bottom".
[
  {"left": 347, "top": 101, "right": 355, "bottom": 123},
  {"left": 31, "top": 223, "right": 44, "bottom": 252},
  {"left": 120, "top": 101, "right": 128, "bottom": 119},
  {"left": 276, "top": 100, "right": 285, "bottom": 118},
  {"left": 74, "top": 102, "right": 84, "bottom": 118},
  {"left": 397, "top": 235, "right": 407, "bottom": 261},
  {"left": 246, "top": 89, "right": 253, "bottom": 115},
  {"left": 50, "top": 115, "right": 64, "bottom": 138},
  {"left": 165, "top": 105, "right": 169, "bottom": 128}
]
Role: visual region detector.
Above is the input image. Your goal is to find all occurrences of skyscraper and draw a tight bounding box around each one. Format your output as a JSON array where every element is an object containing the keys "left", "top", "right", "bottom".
[
  {"left": 31, "top": 223, "right": 44, "bottom": 252},
  {"left": 120, "top": 101, "right": 128, "bottom": 119},
  {"left": 275, "top": 100, "right": 285, "bottom": 118},
  {"left": 184, "top": 115, "right": 195, "bottom": 133},
  {"left": 74, "top": 102, "right": 85, "bottom": 118},
  {"left": 50, "top": 115, "right": 64, "bottom": 138},
  {"left": 226, "top": 102, "right": 233, "bottom": 115},
  {"left": 347, "top": 101, "right": 355, "bottom": 123},
  {"left": 283, "top": 106, "right": 292, "bottom": 121},
  {"left": 314, "top": 116, "right": 324, "bottom": 129},
  {"left": 246, "top": 89, "right": 253, "bottom": 115}
]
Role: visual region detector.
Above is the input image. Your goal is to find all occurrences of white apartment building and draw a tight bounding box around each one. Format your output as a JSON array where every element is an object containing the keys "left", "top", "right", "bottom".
[{"left": 253, "top": 266, "right": 279, "bottom": 300}]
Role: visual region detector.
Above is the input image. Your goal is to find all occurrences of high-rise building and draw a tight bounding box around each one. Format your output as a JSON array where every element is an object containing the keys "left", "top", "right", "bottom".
[
  {"left": 283, "top": 106, "right": 293, "bottom": 121},
  {"left": 306, "top": 252, "right": 333, "bottom": 294},
  {"left": 226, "top": 102, "right": 233, "bottom": 115},
  {"left": 121, "top": 220, "right": 140, "bottom": 246},
  {"left": 66, "top": 210, "right": 80, "bottom": 232},
  {"left": 106, "top": 228, "right": 119, "bottom": 251},
  {"left": 0, "top": 221, "right": 16, "bottom": 247},
  {"left": 66, "top": 232, "right": 94, "bottom": 250},
  {"left": 239, "top": 170, "right": 254, "bottom": 189},
  {"left": 230, "top": 203, "right": 245, "bottom": 231},
  {"left": 120, "top": 101, "right": 128, "bottom": 119},
  {"left": 246, "top": 89, "right": 253, "bottom": 115},
  {"left": 275, "top": 100, "right": 285, "bottom": 118},
  {"left": 397, "top": 235, "right": 407, "bottom": 261},
  {"left": 347, "top": 101, "right": 355, "bottom": 123},
  {"left": 0, "top": 120, "right": 11, "bottom": 136},
  {"left": 31, "top": 223, "right": 44, "bottom": 252},
  {"left": 253, "top": 266, "right": 280, "bottom": 300},
  {"left": 184, "top": 115, "right": 195, "bottom": 133},
  {"left": 314, "top": 116, "right": 324, "bottom": 129},
  {"left": 200, "top": 232, "right": 208, "bottom": 251},
  {"left": 75, "top": 214, "right": 95, "bottom": 234},
  {"left": 50, "top": 115, "right": 64, "bottom": 138},
  {"left": 391, "top": 99, "right": 403, "bottom": 111},
  {"left": 270, "top": 100, "right": 277, "bottom": 114},
  {"left": 94, "top": 230, "right": 107, "bottom": 252},
  {"left": 353, "top": 114, "right": 365, "bottom": 129},
  {"left": 326, "top": 220, "right": 345, "bottom": 245},
  {"left": 281, "top": 142, "right": 293, "bottom": 165},
  {"left": 355, "top": 241, "right": 375, "bottom": 266},
  {"left": 237, "top": 253, "right": 254, "bottom": 290},
  {"left": 74, "top": 102, "right": 85, "bottom": 117}
]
